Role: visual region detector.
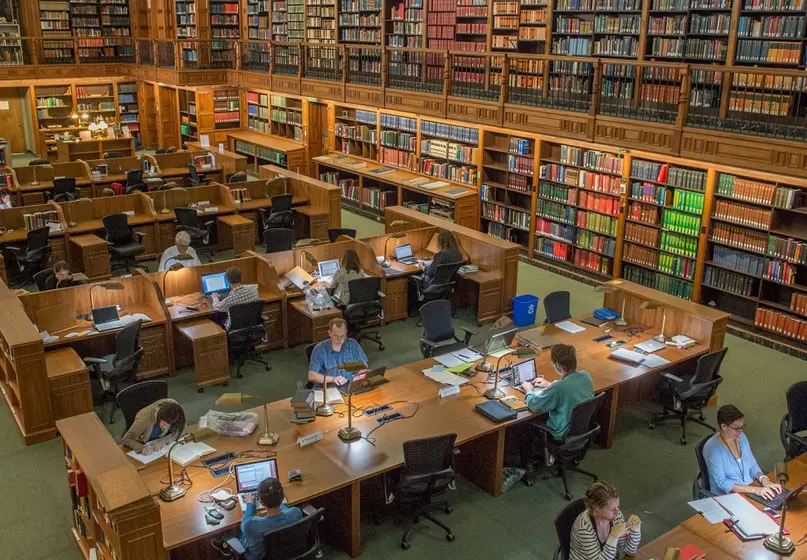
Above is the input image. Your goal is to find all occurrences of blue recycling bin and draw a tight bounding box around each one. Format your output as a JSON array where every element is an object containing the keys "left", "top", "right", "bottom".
[{"left": 513, "top": 294, "right": 539, "bottom": 327}]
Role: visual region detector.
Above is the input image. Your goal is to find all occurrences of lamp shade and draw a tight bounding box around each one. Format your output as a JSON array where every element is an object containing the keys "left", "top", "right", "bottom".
[
  {"left": 339, "top": 361, "right": 367, "bottom": 372},
  {"left": 302, "top": 250, "right": 318, "bottom": 267},
  {"left": 389, "top": 220, "right": 408, "bottom": 228},
  {"left": 100, "top": 281, "right": 124, "bottom": 290},
  {"left": 640, "top": 300, "right": 663, "bottom": 311},
  {"left": 216, "top": 392, "right": 251, "bottom": 406}
]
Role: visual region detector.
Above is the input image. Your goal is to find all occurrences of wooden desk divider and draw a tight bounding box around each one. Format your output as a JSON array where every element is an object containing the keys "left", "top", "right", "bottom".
[
  {"left": 80, "top": 155, "right": 147, "bottom": 195},
  {"left": 58, "top": 413, "right": 164, "bottom": 559},
  {"left": 385, "top": 205, "right": 521, "bottom": 322},
  {"left": 185, "top": 140, "right": 248, "bottom": 177},
  {"left": 0, "top": 201, "right": 69, "bottom": 264},
  {"left": 146, "top": 150, "right": 225, "bottom": 184},
  {"left": 12, "top": 162, "right": 94, "bottom": 205},
  {"left": 600, "top": 280, "right": 730, "bottom": 352},
  {"left": 56, "top": 137, "right": 135, "bottom": 163},
  {"left": 18, "top": 269, "right": 172, "bottom": 379}
]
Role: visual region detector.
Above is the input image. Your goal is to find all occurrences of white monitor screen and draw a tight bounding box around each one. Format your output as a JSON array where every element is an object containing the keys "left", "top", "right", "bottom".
[
  {"left": 394, "top": 244, "right": 413, "bottom": 259},
  {"left": 235, "top": 459, "right": 278, "bottom": 493},
  {"left": 318, "top": 259, "right": 340, "bottom": 277}
]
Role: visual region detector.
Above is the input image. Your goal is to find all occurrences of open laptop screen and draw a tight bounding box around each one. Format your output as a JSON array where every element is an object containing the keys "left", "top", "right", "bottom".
[
  {"left": 318, "top": 259, "right": 340, "bottom": 277},
  {"left": 235, "top": 459, "right": 278, "bottom": 493},
  {"left": 91, "top": 305, "right": 119, "bottom": 324},
  {"left": 201, "top": 272, "right": 230, "bottom": 294},
  {"left": 394, "top": 244, "right": 413, "bottom": 260},
  {"left": 512, "top": 359, "right": 537, "bottom": 385}
]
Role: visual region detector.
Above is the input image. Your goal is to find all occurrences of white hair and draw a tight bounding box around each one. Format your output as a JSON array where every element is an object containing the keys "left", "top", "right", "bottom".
[{"left": 175, "top": 231, "right": 191, "bottom": 247}]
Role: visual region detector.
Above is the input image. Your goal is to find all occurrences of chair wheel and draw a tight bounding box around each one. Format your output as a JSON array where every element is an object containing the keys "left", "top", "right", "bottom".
[
  {"left": 444, "top": 505, "right": 453, "bottom": 514},
  {"left": 109, "top": 417, "right": 115, "bottom": 424},
  {"left": 524, "top": 477, "right": 535, "bottom": 487},
  {"left": 648, "top": 423, "right": 655, "bottom": 429},
  {"left": 265, "top": 365, "right": 271, "bottom": 371},
  {"left": 564, "top": 493, "right": 572, "bottom": 501},
  {"left": 681, "top": 437, "right": 688, "bottom": 445},
  {"left": 446, "top": 532, "right": 455, "bottom": 542},
  {"left": 379, "top": 345, "right": 385, "bottom": 351},
  {"left": 235, "top": 373, "right": 243, "bottom": 378},
  {"left": 197, "top": 387, "right": 204, "bottom": 393},
  {"left": 401, "top": 541, "right": 410, "bottom": 550},
  {"left": 223, "top": 381, "right": 228, "bottom": 387},
  {"left": 699, "top": 414, "right": 705, "bottom": 421},
  {"left": 373, "top": 514, "right": 383, "bottom": 526}
]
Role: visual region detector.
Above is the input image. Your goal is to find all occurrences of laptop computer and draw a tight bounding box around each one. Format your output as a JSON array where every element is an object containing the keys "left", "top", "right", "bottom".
[
  {"left": 234, "top": 458, "right": 279, "bottom": 512},
  {"left": 393, "top": 243, "right": 418, "bottom": 265},
  {"left": 510, "top": 358, "right": 540, "bottom": 393},
  {"left": 634, "top": 338, "right": 666, "bottom": 354},
  {"left": 92, "top": 305, "right": 125, "bottom": 332},
  {"left": 201, "top": 272, "right": 230, "bottom": 296},
  {"left": 317, "top": 259, "right": 340, "bottom": 285},
  {"left": 338, "top": 366, "right": 388, "bottom": 396}
]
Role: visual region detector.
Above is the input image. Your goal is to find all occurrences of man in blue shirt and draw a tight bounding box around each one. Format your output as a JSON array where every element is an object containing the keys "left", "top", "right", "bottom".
[
  {"left": 241, "top": 477, "right": 302, "bottom": 560},
  {"left": 308, "top": 318, "right": 368, "bottom": 387}
]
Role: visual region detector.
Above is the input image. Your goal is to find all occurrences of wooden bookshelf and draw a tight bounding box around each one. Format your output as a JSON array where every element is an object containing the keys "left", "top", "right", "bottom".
[
  {"left": 117, "top": 82, "right": 140, "bottom": 148},
  {"left": 176, "top": 0, "right": 198, "bottom": 40},
  {"left": 340, "top": 0, "right": 383, "bottom": 43},
  {"left": 247, "top": 90, "right": 270, "bottom": 134},
  {"left": 419, "top": 119, "right": 479, "bottom": 187},
  {"left": 39, "top": 1, "right": 74, "bottom": 63},
  {"left": 179, "top": 89, "right": 198, "bottom": 146},
  {"left": 247, "top": 0, "right": 271, "bottom": 40},
  {"left": 75, "top": 83, "right": 116, "bottom": 121},
  {"left": 379, "top": 112, "right": 418, "bottom": 171},
  {"left": 270, "top": 94, "right": 303, "bottom": 140},
  {"left": 307, "top": 0, "right": 337, "bottom": 43},
  {"left": 387, "top": 0, "right": 424, "bottom": 48},
  {"left": 213, "top": 87, "right": 240, "bottom": 134},
  {"left": 211, "top": 0, "right": 240, "bottom": 42},
  {"left": 334, "top": 105, "right": 378, "bottom": 159}
]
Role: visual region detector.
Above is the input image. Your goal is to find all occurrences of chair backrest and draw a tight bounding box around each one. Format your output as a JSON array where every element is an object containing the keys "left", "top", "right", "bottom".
[
  {"left": 29, "top": 158, "right": 50, "bottom": 166},
  {"left": 263, "top": 228, "right": 294, "bottom": 254},
  {"left": 694, "top": 434, "right": 713, "bottom": 498},
  {"left": 174, "top": 206, "right": 200, "bottom": 228},
  {"left": 126, "top": 169, "right": 143, "bottom": 187},
  {"left": 53, "top": 177, "right": 77, "bottom": 194},
  {"left": 115, "top": 320, "right": 142, "bottom": 364},
  {"left": 261, "top": 508, "right": 325, "bottom": 560},
  {"left": 188, "top": 164, "right": 200, "bottom": 182},
  {"left": 419, "top": 300, "right": 456, "bottom": 344},
  {"left": 155, "top": 148, "right": 167, "bottom": 155},
  {"left": 554, "top": 499, "right": 586, "bottom": 560},
  {"left": 26, "top": 226, "right": 51, "bottom": 251},
  {"left": 426, "top": 260, "right": 463, "bottom": 289},
  {"left": 328, "top": 228, "right": 357, "bottom": 242},
  {"left": 690, "top": 347, "right": 728, "bottom": 386},
  {"left": 226, "top": 171, "right": 247, "bottom": 183},
  {"left": 305, "top": 342, "right": 316, "bottom": 362},
  {"left": 103, "top": 151, "right": 122, "bottom": 159},
  {"left": 166, "top": 146, "right": 177, "bottom": 153},
  {"left": 227, "top": 301, "right": 266, "bottom": 350},
  {"left": 116, "top": 380, "right": 169, "bottom": 433},
  {"left": 102, "top": 213, "right": 133, "bottom": 244},
  {"left": 344, "top": 277, "right": 383, "bottom": 326},
  {"left": 554, "top": 393, "right": 604, "bottom": 461},
  {"left": 402, "top": 433, "right": 456, "bottom": 477},
  {"left": 271, "top": 194, "right": 293, "bottom": 213},
  {"left": 544, "top": 291, "right": 572, "bottom": 324},
  {"left": 33, "top": 268, "right": 54, "bottom": 291},
  {"left": 785, "top": 381, "right": 807, "bottom": 433}
]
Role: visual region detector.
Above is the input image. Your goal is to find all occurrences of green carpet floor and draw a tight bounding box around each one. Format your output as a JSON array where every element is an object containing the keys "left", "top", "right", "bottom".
[{"left": 1, "top": 208, "right": 804, "bottom": 559}]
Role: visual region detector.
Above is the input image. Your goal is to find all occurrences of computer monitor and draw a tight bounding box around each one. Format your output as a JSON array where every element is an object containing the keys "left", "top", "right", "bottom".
[
  {"left": 318, "top": 259, "right": 340, "bottom": 278},
  {"left": 234, "top": 458, "right": 279, "bottom": 493},
  {"left": 201, "top": 272, "right": 230, "bottom": 295},
  {"left": 394, "top": 244, "right": 414, "bottom": 260},
  {"left": 487, "top": 325, "right": 519, "bottom": 354},
  {"left": 511, "top": 359, "right": 537, "bottom": 385},
  {"left": 91, "top": 305, "right": 119, "bottom": 324}
]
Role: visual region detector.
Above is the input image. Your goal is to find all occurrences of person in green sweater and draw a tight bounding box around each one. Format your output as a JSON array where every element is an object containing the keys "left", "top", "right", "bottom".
[{"left": 518, "top": 343, "right": 595, "bottom": 474}]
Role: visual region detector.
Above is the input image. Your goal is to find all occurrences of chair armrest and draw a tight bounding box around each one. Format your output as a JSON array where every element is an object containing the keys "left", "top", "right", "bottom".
[
  {"left": 788, "top": 432, "right": 807, "bottom": 448},
  {"left": 377, "top": 291, "right": 386, "bottom": 299},
  {"left": 202, "top": 219, "right": 216, "bottom": 228},
  {"left": 301, "top": 503, "right": 318, "bottom": 517},
  {"left": 82, "top": 357, "right": 108, "bottom": 365},
  {"left": 661, "top": 372, "right": 684, "bottom": 383},
  {"left": 223, "top": 537, "right": 246, "bottom": 556},
  {"left": 420, "top": 338, "right": 440, "bottom": 350},
  {"left": 134, "top": 232, "right": 145, "bottom": 242},
  {"left": 6, "top": 246, "right": 21, "bottom": 253},
  {"left": 459, "top": 327, "right": 476, "bottom": 344}
]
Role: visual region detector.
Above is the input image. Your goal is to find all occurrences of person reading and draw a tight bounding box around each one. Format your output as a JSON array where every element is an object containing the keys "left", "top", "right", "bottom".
[
  {"left": 46, "top": 260, "right": 82, "bottom": 290},
  {"left": 121, "top": 399, "right": 186, "bottom": 454},
  {"left": 570, "top": 482, "right": 641, "bottom": 560},
  {"left": 241, "top": 477, "right": 302, "bottom": 560},
  {"left": 308, "top": 318, "right": 368, "bottom": 387},
  {"left": 159, "top": 231, "right": 201, "bottom": 271},
  {"left": 330, "top": 249, "right": 365, "bottom": 306},
  {"left": 212, "top": 267, "right": 260, "bottom": 330}
]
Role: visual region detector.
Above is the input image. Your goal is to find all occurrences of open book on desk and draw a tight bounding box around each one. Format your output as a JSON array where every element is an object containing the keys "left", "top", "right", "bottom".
[{"left": 314, "top": 387, "right": 345, "bottom": 405}]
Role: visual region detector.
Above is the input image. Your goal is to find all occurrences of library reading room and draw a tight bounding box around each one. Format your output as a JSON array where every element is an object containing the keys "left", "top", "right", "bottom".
[{"left": 3, "top": 0, "right": 807, "bottom": 558}]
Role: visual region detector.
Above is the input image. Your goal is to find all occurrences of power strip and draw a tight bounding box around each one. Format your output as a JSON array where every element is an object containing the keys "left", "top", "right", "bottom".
[
  {"left": 364, "top": 404, "right": 392, "bottom": 417},
  {"left": 376, "top": 412, "right": 404, "bottom": 425},
  {"left": 202, "top": 451, "right": 237, "bottom": 468},
  {"left": 211, "top": 465, "right": 231, "bottom": 478}
]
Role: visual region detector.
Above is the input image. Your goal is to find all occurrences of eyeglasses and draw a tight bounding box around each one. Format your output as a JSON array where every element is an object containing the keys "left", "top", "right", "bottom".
[{"left": 728, "top": 423, "right": 745, "bottom": 432}]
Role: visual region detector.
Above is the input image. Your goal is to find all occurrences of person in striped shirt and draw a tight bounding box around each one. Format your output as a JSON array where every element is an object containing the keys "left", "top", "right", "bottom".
[{"left": 570, "top": 482, "right": 641, "bottom": 560}]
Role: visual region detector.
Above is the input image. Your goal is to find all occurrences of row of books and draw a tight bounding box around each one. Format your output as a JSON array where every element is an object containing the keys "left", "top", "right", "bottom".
[
  {"left": 742, "top": 0, "right": 805, "bottom": 10},
  {"left": 536, "top": 216, "right": 575, "bottom": 242},
  {"left": 712, "top": 245, "right": 767, "bottom": 277},
  {"left": 576, "top": 229, "right": 616, "bottom": 257},
  {"left": 380, "top": 130, "right": 416, "bottom": 151},
  {"left": 578, "top": 190, "right": 620, "bottom": 216},
  {"left": 362, "top": 187, "right": 396, "bottom": 210},
  {"left": 671, "top": 190, "right": 705, "bottom": 214},
  {"left": 541, "top": 164, "right": 622, "bottom": 194},
  {"left": 539, "top": 182, "right": 577, "bottom": 205},
  {"left": 661, "top": 230, "right": 699, "bottom": 258},
  {"left": 538, "top": 198, "right": 576, "bottom": 224},
  {"left": 631, "top": 182, "right": 666, "bottom": 205},
  {"left": 713, "top": 200, "right": 772, "bottom": 230},
  {"left": 659, "top": 253, "right": 696, "bottom": 280},
  {"left": 421, "top": 140, "right": 475, "bottom": 164},
  {"left": 575, "top": 248, "right": 613, "bottom": 276},
  {"left": 420, "top": 121, "right": 479, "bottom": 144},
  {"left": 507, "top": 155, "right": 534, "bottom": 175},
  {"left": 790, "top": 292, "right": 807, "bottom": 317},
  {"left": 704, "top": 266, "right": 758, "bottom": 296},
  {"left": 663, "top": 209, "right": 701, "bottom": 237},
  {"left": 623, "top": 263, "right": 694, "bottom": 299},
  {"left": 624, "top": 243, "right": 658, "bottom": 270},
  {"left": 24, "top": 211, "right": 60, "bottom": 230},
  {"left": 736, "top": 40, "right": 803, "bottom": 64},
  {"left": 755, "top": 307, "right": 807, "bottom": 341},
  {"left": 625, "top": 221, "right": 660, "bottom": 247},
  {"left": 420, "top": 159, "right": 477, "bottom": 185},
  {"left": 577, "top": 209, "right": 618, "bottom": 236},
  {"left": 712, "top": 222, "right": 769, "bottom": 254},
  {"left": 717, "top": 174, "right": 777, "bottom": 205},
  {"left": 628, "top": 200, "right": 661, "bottom": 225},
  {"left": 335, "top": 123, "right": 376, "bottom": 143},
  {"left": 536, "top": 237, "right": 572, "bottom": 262},
  {"left": 765, "top": 259, "right": 797, "bottom": 284},
  {"left": 379, "top": 147, "right": 417, "bottom": 171},
  {"left": 768, "top": 235, "right": 807, "bottom": 264},
  {"left": 738, "top": 15, "right": 805, "bottom": 39}
]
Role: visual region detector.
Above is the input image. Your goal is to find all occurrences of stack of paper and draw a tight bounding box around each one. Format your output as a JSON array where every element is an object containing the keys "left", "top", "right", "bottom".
[
  {"left": 555, "top": 321, "right": 586, "bottom": 334},
  {"left": 609, "top": 348, "right": 646, "bottom": 365},
  {"left": 423, "top": 367, "right": 468, "bottom": 387}
]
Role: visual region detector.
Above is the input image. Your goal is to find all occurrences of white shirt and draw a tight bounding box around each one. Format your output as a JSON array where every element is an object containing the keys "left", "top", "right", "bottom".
[{"left": 159, "top": 246, "right": 201, "bottom": 271}]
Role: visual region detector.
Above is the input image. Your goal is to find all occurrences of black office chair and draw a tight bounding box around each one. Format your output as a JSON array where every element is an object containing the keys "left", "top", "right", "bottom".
[
  {"left": 213, "top": 505, "right": 325, "bottom": 559},
  {"left": 393, "top": 433, "right": 457, "bottom": 550},
  {"left": 33, "top": 268, "right": 54, "bottom": 292},
  {"left": 227, "top": 300, "right": 271, "bottom": 379},
  {"left": 780, "top": 381, "right": 807, "bottom": 461},
  {"left": 649, "top": 348, "right": 727, "bottom": 445},
  {"left": 103, "top": 151, "right": 122, "bottom": 159},
  {"left": 263, "top": 228, "right": 294, "bottom": 254},
  {"left": 260, "top": 194, "right": 294, "bottom": 231},
  {"left": 29, "top": 158, "right": 50, "bottom": 166},
  {"left": 187, "top": 164, "right": 210, "bottom": 187},
  {"left": 125, "top": 169, "right": 147, "bottom": 194},
  {"left": 103, "top": 213, "right": 146, "bottom": 273},
  {"left": 84, "top": 320, "right": 145, "bottom": 423},
  {"left": 226, "top": 171, "right": 248, "bottom": 183},
  {"left": 525, "top": 393, "right": 605, "bottom": 500},
  {"left": 166, "top": 146, "right": 177, "bottom": 154},
  {"left": 418, "top": 299, "right": 474, "bottom": 358},
  {"left": 343, "top": 277, "right": 384, "bottom": 351},
  {"left": 155, "top": 148, "right": 168, "bottom": 155},
  {"left": 116, "top": 380, "right": 169, "bottom": 433},
  {"left": 175, "top": 206, "right": 216, "bottom": 262},
  {"left": 328, "top": 228, "right": 357, "bottom": 242},
  {"left": 305, "top": 343, "right": 316, "bottom": 363},
  {"left": 5, "top": 226, "right": 52, "bottom": 287},
  {"left": 49, "top": 177, "right": 78, "bottom": 202},
  {"left": 693, "top": 433, "right": 715, "bottom": 500},
  {"left": 410, "top": 261, "right": 463, "bottom": 326},
  {"left": 554, "top": 499, "right": 586, "bottom": 560},
  {"left": 543, "top": 291, "right": 572, "bottom": 324}
]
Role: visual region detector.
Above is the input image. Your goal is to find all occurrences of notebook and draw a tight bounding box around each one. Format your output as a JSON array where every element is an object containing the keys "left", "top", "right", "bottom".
[{"left": 170, "top": 442, "right": 217, "bottom": 467}]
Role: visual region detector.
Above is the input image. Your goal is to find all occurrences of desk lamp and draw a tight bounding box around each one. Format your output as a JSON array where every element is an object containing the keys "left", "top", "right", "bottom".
[
  {"left": 162, "top": 257, "right": 193, "bottom": 307},
  {"left": 388, "top": 219, "right": 409, "bottom": 231},
  {"left": 485, "top": 347, "right": 535, "bottom": 399},
  {"left": 89, "top": 281, "right": 124, "bottom": 312},
  {"left": 215, "top": 393, "right": 279, "bottom": 446},
  {"left": 764, "top": 462, "right": 796, "bottom": 554},
  {"left": 159, "top": 428, "right": 216, "bottom": 502},
  {"left": 100, "top": 188, "right": 115, "bottom": 196},
  {"left": 594, "top": 284, "right": 628, "bottom": 327},
  {"left": 317, "top": 361, "right": 366, "bottom": 417},
  {"left": 381, "top": 232, "right": 406, "bottom": 268},
  {"left": 476, "top": 316, "right": 514, "bottom": 373},
  {"left": 265, "top": 175, "right": 289, "bottom": 196},
  {"left": 161, "top": 186, "right": 187, "bottom": 214},
  {"left": 337, "top": 362, "right": 369, "bottom": 442},
  {"left": 66, "top": 197, "right": 93, "bottom": 228},
  {"left": 300, "top": 249, "right": 318, "bottom": 270},
  {"left": 639, "top": 300, "right": 667, "bottom": 343},
  {"left": 31, "top": 163, "right": 53, "bottom": 187}
]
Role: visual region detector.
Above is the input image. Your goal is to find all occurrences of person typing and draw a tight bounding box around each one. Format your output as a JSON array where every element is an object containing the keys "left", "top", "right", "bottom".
[
  {"left": 240, "top": 477, "right": 302, "bottom": 560},
  {"left": 211, "top": 267, "right": 260, "bottom": 330},
  {"left": 307, "top": 318, "right": 368, "bottom": 388}
]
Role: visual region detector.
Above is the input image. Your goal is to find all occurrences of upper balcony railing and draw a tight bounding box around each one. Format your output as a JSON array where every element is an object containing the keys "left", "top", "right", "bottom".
[{"left": 8, "top": 37, "right": 807, "bottom": 144}]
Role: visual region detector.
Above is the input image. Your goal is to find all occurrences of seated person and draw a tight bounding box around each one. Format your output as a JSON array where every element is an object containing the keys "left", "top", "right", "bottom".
[
  {"left": 0, "top": 188, "right": 13, "bottom": 209},
  {"left": 159, "top": 231, "right": 201, "bottom": 271},
  {"left": 518, "top": 344, "right": 594, "bottom": 473},
  {"left": 408, "top": 230, "right": 463, "bottom": 307},
  {"left": 570, "top": 482, "right": 641, "bottom": 560},
  {"left": 330, "top": 249, "right": 365, "bottom": 306},
  {"left": 308, "top": 318, "right": 368, "bottom": 388},
  {"left": 46, "top": 260, "right": 81, "bottom": 290},
  {"left": 212, "top": 267, "right": 260, "bottom": 330},
  {"left": 241, "top": 477, "right": 302, "bottom": 560},
  {"left": 121, "top": 399, "right": 186, "bottom": 454},
  {"left": 703, "top": 404, "right": 782, "bottom": 499}
]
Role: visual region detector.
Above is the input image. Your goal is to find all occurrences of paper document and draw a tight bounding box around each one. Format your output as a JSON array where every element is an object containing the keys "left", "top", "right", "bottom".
[
  {"left": 121, "top": 313, "right": 152, "bottom": 325},
  {"left": 687, "top": 497, "right": 728, "bottom": 524},
  {"left": 488, "top": 347, "right": 514, "bottom": 359},
  {"left": 451, "top": 348, "right": 483, "bottom": 362},
  {"left": 126, "top": 435, "right": 173, "bottom": 465},
  {"left": 641, "top": 354, "right": 671, "bottom": 368},
  {"left": 423, "top": 367, "right": 468, "bottom": 386},
  {"left": 171, "top": 442, "right": 216, "bottom": 467},
  {"left": 314, "top": 387, "right": 345, "bottom": 405},
  {"left": 434, "top": 353, "right": 465, "bottom": 368},
  {"left": 609, "top": 348, "right": 646, "bottom": 365},
  {"left": 714, "top": 493, "right": 779, "bottom": 537},
  {"left": 554, "top": 321, "right": 586, "bottom": 334}
]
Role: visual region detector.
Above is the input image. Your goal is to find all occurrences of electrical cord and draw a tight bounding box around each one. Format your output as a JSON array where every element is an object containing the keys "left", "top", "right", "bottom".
[{"left": 361, "top": 400, "right": 420, "bottom": 446}]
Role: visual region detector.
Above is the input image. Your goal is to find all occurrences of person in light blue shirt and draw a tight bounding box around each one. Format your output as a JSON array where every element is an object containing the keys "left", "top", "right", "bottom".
[
  {"left": 703, "top": 404, "right": 782, "bottom": 499},
  {"left": 241, "top": 477, "right": 303, "bottom": 560},
  {"left": 307, "top": 317, "right": 368, "bottom": 388}
]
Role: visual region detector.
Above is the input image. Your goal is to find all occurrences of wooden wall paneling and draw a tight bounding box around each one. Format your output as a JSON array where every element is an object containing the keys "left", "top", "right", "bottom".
[
  {"left": 140, "top": 81, "right": 159, "bottom": 149},
  {"left": 156, "top": 85, "right": 180, "bottom": 150},
  {"left": 195, "top": 90, "right": 217, "bottom": 143},
  {"left": 593, "top": 116, "right": 681, "bottom": 157},
  {"left": 503, "top": 105, "right": 594, "bottom": 142}
]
